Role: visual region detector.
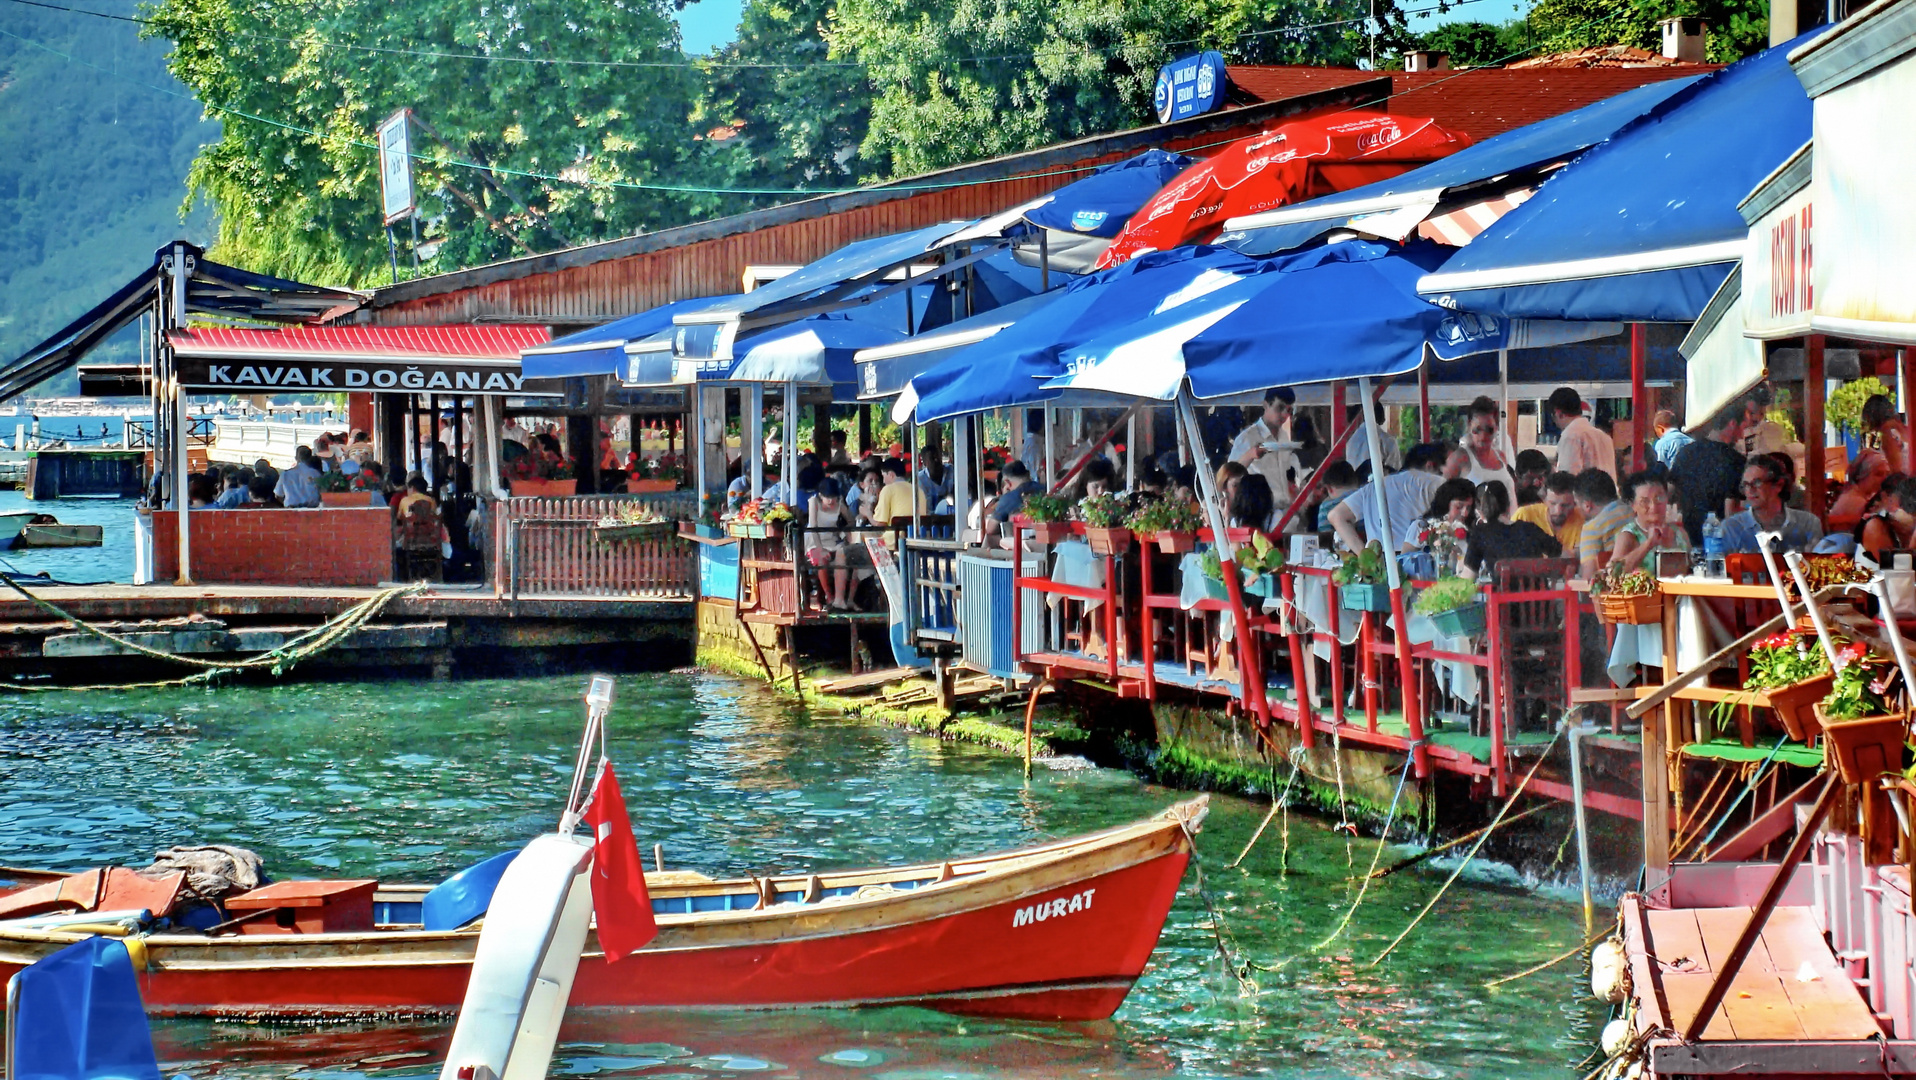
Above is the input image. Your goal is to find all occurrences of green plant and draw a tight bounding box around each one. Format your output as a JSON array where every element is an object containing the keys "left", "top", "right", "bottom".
[
  {"left": 1822, "top": 643, "right": 1899, "bottom": 720},
  {"left": 1412, "top": 576, "right": 1479, "bottom": 617},
  {"left": 699, "top": 493, "right": 723, "bottom": 529},
  {"left": 1332, "top": 542, "right": 1388, "bottom": 586},
  {"left": 1078, "top": 492, "right": 1126, "bottom": 528},
  {"left": 1744, "top": 631, "right": 1831, "bottom": 691},
  {"left": 1198, "top": 549, "right": 1225, "bottom": 582},
  {"left": 1233, "top": 532, "right": 1286, "bottom": 576},
  {"left": 1128, "top": 495, "right": 1203, "bottom": 534},
  {"left": 1593, "top": 563, "right": 1657, "bottom": 598},
  {"left": 1021, "top": 493, "right": 1072, "bottom": 523},
  {"left": 1829, "top": 376, "right": 1892, "bottom": 437}
]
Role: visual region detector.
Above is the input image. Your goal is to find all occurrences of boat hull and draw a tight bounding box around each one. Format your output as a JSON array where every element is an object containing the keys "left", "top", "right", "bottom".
[{"left": 0, "top": 803, "right": 1198, "bottom": 1021}]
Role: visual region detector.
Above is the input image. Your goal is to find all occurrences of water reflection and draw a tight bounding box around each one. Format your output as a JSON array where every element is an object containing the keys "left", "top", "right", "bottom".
[{"left": 0, "top": 671, "right": 1604, "bottom": 1077}]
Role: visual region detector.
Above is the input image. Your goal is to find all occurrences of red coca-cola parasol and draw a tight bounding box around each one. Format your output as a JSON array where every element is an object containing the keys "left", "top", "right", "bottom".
[{"left": 1095, "top": 111, "right": 1473, "bottom": 268}]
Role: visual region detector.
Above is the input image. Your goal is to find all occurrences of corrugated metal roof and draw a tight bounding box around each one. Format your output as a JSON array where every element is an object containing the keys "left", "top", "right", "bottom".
[
  {"left": 360, "top": 80, "right": 1392, "bottom": 327},
  {"left": 1223, "top": 65, "right": 1717, "bottom": 141},
  {"left": 170, "top": 324, "right": 550, "bottom": 360}
]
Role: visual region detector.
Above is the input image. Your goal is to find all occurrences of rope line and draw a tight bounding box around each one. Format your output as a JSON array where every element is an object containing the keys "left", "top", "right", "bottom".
[
  {"left": 1365, "top": 724, "right": 1564, "bottom": 969},
  {"left": 1314, "top": 751, "right": 1414, "bottom": 951},
  {"left": 0, "top": 576, "right": 426, "bottom": 689},
  {"left": 1483, "top": 924, "right": 1614, "bottom": 990}
]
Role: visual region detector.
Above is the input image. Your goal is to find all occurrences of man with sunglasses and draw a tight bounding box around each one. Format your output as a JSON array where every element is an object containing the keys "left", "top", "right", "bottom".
[{"left": 1721, "top": 455, "right": 1822, "bottom": 553}]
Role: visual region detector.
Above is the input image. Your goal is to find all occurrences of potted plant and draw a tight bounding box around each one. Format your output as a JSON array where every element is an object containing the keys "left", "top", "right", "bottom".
[
  {"left": 1233, "top": 532, "right": 1287, "bottom": 598},
  {"left": 981, "top": 445, "right": 1009, "bottom": 487},
  {"left": 316, "top": 470, "right": 372, "bottom": 507},
  {"left": 595, "top": 502, "right": 675, "bottom": 542},
  {"left": 1335, "top": 543, "right": 1393, "bottom": 612},
  {"left": 1014, "top": 493, "right": 1074, "bottom": 545},
  {"left": 1079, "top": 493, "right": 1131, "bottom": 555},
  {"left": 1815, "top": 643, "right": 1909, "bottom": 783},
  {"left": 628, "top": 456, "right": 680, "bottom": 493},
  {"left": 730, "top": 499, "right": 795, "bottom": 540},
  {"left": 1743, "top": 631, "right": 1835, "bottom": 741},
  {"left": 690, "top": 492, "right": 726, "bottom": 539},
  {"left": 1129, "top": 496, "right": 1203, "bottom": 553},
  {"left": 1414, "top": 576, "right": 1485, "bottom": 638},
  {"left": 1593, "top": 564, "right": 1662, "bottom": 625}
]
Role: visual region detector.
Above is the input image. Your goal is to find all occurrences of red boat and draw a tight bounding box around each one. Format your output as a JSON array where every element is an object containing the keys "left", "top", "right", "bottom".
[{"left": 0, "top": 796, "right": 1205, "bottom": 1022}]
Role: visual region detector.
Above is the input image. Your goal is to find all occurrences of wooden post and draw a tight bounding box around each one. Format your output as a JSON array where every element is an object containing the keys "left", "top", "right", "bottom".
[
  {"left": 1807, "top": 334, "right": 1827, "bottom": 514},
  {"left": 1332, "top": 380, "right": 1347, "bottom": 449},
  {"left": 858, "top": 403, "right": 872, "bottom": 457},
  {"left": 1418, "top": 365, "right": 1431, "bottom": 442},
  {"left": 747, "top": 384, "right": 764, "bottom": 497},
  {"left": 1631, "top": 324, "right": 1648, "bottom": 472}
]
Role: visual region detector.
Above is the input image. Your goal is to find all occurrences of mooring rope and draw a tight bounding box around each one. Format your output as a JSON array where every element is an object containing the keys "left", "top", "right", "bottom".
[
  {"left": 1314, "top": 751, "right": 1415, "bottom": 951},
  {"left": 1483, "top": 924, "right": 1615, "bottom": 990},
  {"left": 1365, "top": 724, "right": 1565, "bottom": 969},
  {"left": 1228, "top": 759, "right": 1302, "bottom": 870},
  {"left": 0, "top": 577, "right": 427, "bottom": 690}
]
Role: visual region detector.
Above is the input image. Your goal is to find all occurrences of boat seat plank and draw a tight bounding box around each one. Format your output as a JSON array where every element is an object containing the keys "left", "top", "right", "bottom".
[
  {"left": 1760, "top": 906, "right": 1883, "bottom": 1040},
  {"left": 1647, "top": 908, "right": 1713, "bottom": 972},
  {"left": 1661, "top": 970, "right": 1739, "bottom": 1040}
]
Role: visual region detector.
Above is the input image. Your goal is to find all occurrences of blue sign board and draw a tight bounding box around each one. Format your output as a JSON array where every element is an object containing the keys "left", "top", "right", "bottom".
[
  {"left": 699, "top": 543, "right": 740, "bottom": 601},
  {"left": 1154, "top": 52, "right": 1226, "bottom": 124}
]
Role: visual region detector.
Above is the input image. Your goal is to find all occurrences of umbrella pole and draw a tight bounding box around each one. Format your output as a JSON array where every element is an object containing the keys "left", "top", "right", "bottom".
[
  {"left": 1361, "top": 375, "right": 1428, "bottom": 779},
  {"left": 1177, "top": 390, "right": 1271, "bottom": 731}
]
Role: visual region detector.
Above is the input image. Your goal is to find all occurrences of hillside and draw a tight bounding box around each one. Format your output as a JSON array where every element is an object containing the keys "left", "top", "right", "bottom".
[{"left": 0, "top": 0, "right": 216, "bottom": 390}]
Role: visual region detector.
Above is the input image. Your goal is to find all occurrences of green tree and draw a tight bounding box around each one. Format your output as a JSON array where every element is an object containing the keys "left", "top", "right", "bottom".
[
  {"left": 701, "top": 0, "right": 884, "bottom": 206},
  {"left": 141, "top": 0, "right": 708, "bottom": 285},
  {"left": 1525, "top": 0, "right": 1768, "bottom": 62},
  {"left": 1408, "top": 20, "right": 1518, "bottom": 66}
]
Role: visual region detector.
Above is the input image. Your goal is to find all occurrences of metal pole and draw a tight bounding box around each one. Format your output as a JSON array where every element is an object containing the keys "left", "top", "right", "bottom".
[
  {"left": 1043, "top": 404, "right": 1055, "bottom": 489},
  {"left": 1567, "top": 719, "right": 1598, "bottom": 935},
  {"left": 783, "top": 381, "right": 797, "bottom": 492},
  {"left": 1630, "top": 324, "right": 1648, "bottom": 472},
  {"left": 1126, "top": 413, "right": 1137, "bottom": 491},
  {"left": 1875, "top": 575, "right": 1916, "bottom": 697},
  {"left": 1361, "top": 376, "right": 1427, "bottom": 777},
  {"left": 747, "top": 384, "right": 764, "bottom": 497},
  {"left": 175, "top": 376, "right": 192, "bottom": 585}
]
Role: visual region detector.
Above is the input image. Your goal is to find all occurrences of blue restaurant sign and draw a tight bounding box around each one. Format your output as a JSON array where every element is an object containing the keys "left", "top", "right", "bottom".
[{"left": 1154, "top": 52, "right": 1226, "bottom": 124}]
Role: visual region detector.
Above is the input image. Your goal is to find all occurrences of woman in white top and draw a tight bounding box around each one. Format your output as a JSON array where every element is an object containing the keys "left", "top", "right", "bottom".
[
  {"left": 805, "top": 478, "right": 870, "bottom": 611},
  {"left": 1461, "top": 395, "right": 1516, "bottom": 505}
]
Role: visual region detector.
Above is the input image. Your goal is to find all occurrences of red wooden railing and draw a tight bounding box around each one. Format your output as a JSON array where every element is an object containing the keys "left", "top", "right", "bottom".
[{"left": 493, "top": 494, "right": 697, "bottom": 599}]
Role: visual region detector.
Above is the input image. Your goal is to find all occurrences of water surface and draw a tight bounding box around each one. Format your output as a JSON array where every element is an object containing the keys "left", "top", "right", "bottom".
[{"left": 0, "top": 672, "right": 1604, "bottom": 1078}]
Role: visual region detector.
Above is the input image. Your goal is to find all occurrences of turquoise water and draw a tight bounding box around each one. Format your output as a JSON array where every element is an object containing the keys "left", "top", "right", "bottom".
[
  {"left": 0, "top": 672, "right": 1605, "bottom": 1078},
  {"left": 0, "top": 490, "right": 139, "bottom": 583}
]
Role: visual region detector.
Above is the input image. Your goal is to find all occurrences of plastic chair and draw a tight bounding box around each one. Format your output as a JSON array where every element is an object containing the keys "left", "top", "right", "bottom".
[
  {"left": 422, "top": 850, "right": 518, "bottom": 931},
  {"left": 5, "top": 937, "right": 161, "bottom": 1080}
]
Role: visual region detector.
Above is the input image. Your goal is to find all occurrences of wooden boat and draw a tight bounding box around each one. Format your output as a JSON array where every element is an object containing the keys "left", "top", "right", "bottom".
[
  {"left": 0, "top": 796, "right": 1206, "bottom": 1022},
  {"left": 15, "top": 522, "right": 103, "bottom": 548},
  {"left": 0, "top": 510, "right": 40, "bottom": 545}
]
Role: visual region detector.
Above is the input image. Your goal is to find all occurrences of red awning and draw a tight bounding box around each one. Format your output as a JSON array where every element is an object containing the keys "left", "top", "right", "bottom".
[
  {"left": 167, "top": 324, "right": 554, "bottom": 396},
  {"left": 169, "top": 324, "right": 550, "bottom": 361}
]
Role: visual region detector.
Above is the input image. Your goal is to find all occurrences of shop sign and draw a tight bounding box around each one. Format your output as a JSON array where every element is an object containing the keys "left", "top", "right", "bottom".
[
  {"left": 176, "top": 356, "right": 555, "bottom": 396},
  {"left": 1154, "top": 52, "right": 1226, "bottom": 124},
  {"left": 1742, "top": 184, "right": 1814, "bottom": 339}
]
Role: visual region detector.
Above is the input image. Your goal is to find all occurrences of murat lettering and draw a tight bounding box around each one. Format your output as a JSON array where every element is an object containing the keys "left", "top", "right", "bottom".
[{"left": 1010, "top": 888, "right": 1095, "bottom": 928}]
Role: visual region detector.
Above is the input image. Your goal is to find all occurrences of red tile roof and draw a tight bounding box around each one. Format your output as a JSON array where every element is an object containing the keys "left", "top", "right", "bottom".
[{"left": 1223, "top": 64, "right": 1718, "bottom": 141}]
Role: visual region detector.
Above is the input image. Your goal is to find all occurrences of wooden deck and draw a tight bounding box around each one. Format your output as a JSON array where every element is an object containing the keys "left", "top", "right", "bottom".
[{"left": 1643, "top": 904, "right": 1878, "bottom": 1042}]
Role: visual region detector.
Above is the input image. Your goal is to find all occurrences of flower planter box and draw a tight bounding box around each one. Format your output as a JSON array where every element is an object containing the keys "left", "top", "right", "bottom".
[
  {"left": 728, "top": 521, "right": 784, "bottom": 540},
  {"left": 512, "top": 478, "right": 576, "bottom": 498},
  {"left": 1084, "top": 526, "right": 1132, "bottom": 556},
  {"left": 1198, "top": 575, "right": 1230, "bottom": 603},
  {"left": 1014, "top": 515, "right": 1072, "bottom": 545},
  {"left": 1146, "top": 530, "right": 1197, "bottom": 554},
  {"left": 1763, "top": 672, "right": 1834, "bottom": 742},
  {"left": 595, "top": 520, "right": 675, "bottom": 543},
  {"left": 1428, "top": 600, "right": 1488, "bottom": 638},
  {"left": 694, "top": 523, "right": 726, "bottom": 540},
  {"left": 627, "top": 479, "right": 678, "bottom": 493},
  {"left": 1242, "top": 573, "right": 1280, "bottom": 599},
  {"left": 1597, "top": 591, "right": 1663, "bottom": 625},
  {"left": 1340, "top": 582, "right": 1394, "bottom": 612},
  {"left": 1815, "top": 705, "right": 1909, "bottom": 784},
  {"left": 320, "top": 491, "right": 381, "bottom": 507}
]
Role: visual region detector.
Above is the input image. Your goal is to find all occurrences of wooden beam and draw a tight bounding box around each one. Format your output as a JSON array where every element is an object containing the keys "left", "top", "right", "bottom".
[
  {"left": 1705, "top": 772, "right": 1824, "bottom": 863},
  {"left": 1680, "top": 774, "right": 1839, "bottom": 1043},
  {"left": 1806, "top": 334, "right": 1826, "bottom": 513}
]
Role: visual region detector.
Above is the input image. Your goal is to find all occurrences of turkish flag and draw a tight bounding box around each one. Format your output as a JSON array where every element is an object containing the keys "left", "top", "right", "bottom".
[{"left": 581, "top": 762, "right": 658, "bottom": 961}]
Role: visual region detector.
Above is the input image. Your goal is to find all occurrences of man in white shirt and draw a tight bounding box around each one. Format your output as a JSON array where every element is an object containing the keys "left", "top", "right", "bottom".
[
  {"left": 1343, "top": 401, "right": 1402, "bottom": 473},
  {"left": 1328, "top": 442, "right": 1450, "bottom": 553},
  {"left": 1228, "top": 388, "right": 1297, "bottom": 509},
  {"left": 1548, "top": 387, "right": 1616, "bottom": 481}
]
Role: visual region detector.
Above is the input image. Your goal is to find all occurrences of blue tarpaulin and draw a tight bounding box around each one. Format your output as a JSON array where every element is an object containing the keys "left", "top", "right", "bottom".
[
  {"left": 1037, "top": 241, "right": 1453, "bottom": 401},
  {"left": 9, "top": 936, "right": 163, "bottom": 1080},
  {"left": 907, "top": 247, "right": 1262, "bottom": 421},
  {"left": 677, "top": 222, "right": 970, "bottom": 328},
  {"left": 855, "top": 290, "right": 1065, "bottom": 400},
  {"left": 1024, "top": 150, "right": 1195, "bottom": 239},
  {"left": 521, "top": 296, "right": 734, "bottom": 380},
  {"left": 1217, "top": 77, "right": 1701, "bottom": 258},
  {"left": 1416, "top": 32, "right": 1824, "bottom": 322},
  {"left": 725, "top": 315, "right": 911, "bottom": 386}
]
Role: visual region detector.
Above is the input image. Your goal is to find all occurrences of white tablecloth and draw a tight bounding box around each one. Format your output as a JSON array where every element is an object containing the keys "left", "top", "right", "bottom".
[
  {"left": 1605, "top": 595, "right": 1725, "bottom": 686},
  {"left": 1048, "top": 539, "right": 1105, "bottom": 610}
]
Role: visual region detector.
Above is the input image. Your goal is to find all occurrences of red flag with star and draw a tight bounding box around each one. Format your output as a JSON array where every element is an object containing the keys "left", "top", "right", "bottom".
[{"left": 580, "top": 762, "right": 657, "bottom": 961}]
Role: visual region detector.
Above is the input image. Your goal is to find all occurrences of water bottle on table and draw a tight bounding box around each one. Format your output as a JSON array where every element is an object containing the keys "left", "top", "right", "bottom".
[{"left": 1701, "top": 512, "right": 1725, "bottom": 578}]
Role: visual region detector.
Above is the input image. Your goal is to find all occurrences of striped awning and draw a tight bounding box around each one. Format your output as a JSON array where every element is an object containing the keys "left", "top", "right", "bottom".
[
  {"left": 167, "top": 324, "right": 553, "bottom": 395},
  {"left": 1416, "top": 188, "right": 1535, "bottom": 246}
]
